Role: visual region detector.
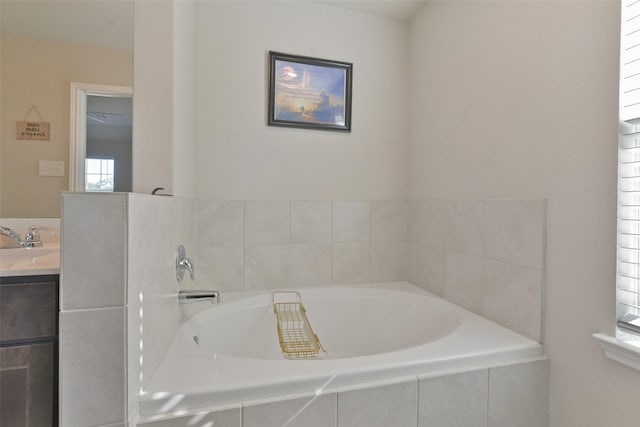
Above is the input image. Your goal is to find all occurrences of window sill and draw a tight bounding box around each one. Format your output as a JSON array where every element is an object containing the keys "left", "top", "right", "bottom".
[{"left": 593, "top": 332, "right": 640, "bottom": 372}]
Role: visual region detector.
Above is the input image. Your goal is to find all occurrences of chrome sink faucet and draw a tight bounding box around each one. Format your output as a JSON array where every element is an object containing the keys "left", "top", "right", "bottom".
[
  {"left": 23, "top": 226, "right": 43, "bottom": 248},
  {"left": 1, "top": 226, "right": 23, "bottom": 248},
  {"left": 1, "top": 225, "right": 45, "bottom": 249}
]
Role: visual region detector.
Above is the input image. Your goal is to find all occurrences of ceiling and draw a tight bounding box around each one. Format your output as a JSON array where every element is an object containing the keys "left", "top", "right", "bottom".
[
  {"left": 0, "top": 0, "right": 425, "bottom": 51},
  {"left": 87, "top": 96, "right": 132, "bottom": 127},
  {"left": 315, "top": 1, "right": 427, "bottom": 21},
  {"left": 0, "top": 0, "right": 134, "bottom": 50}
]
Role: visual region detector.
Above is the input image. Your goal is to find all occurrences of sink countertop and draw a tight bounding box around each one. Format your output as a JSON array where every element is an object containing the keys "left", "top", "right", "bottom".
[{"left": 0, "top": 245, "right": 60, "bottom": 277}]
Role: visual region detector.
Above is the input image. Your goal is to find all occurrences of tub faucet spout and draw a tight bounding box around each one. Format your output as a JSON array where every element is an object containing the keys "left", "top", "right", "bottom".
[{"left": 178, "top": 290, "right": 220, "bottom": 304}]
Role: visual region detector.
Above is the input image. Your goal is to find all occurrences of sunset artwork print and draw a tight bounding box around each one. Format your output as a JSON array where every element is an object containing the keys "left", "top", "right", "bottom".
[{"left": 268, "top": 52, "right": 352, "bottom": 132}]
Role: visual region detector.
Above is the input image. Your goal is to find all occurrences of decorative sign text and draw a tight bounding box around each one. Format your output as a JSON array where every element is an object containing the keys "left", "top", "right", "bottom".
[{"left": 16, "top": 121, "right": 50, "bottom": 141}]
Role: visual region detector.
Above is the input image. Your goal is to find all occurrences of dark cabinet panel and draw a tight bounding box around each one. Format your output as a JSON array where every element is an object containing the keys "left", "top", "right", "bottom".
[
  {"left": 0, "top": 343, "right": 55, "bottom": 427},
  {"left": 0, "top": 275, "right": 58, "bottom": 427},
  {"left": 1, "top": 280, "right": 57, "bottom": 341}
]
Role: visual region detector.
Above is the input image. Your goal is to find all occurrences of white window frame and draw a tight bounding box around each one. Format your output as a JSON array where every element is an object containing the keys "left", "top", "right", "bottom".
[{"left": 594, "top": 0, "right": 640, "bottom": 371}]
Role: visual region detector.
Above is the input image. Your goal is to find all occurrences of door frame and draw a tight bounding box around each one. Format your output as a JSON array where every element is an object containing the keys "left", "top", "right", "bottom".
[{"left": 69, "top": 82, "right": 133, "bottom": 192}]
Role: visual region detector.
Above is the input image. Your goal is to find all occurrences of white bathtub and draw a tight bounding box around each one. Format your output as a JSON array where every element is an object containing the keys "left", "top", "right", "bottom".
[{"left": 139, "top": 282, "right": 543, "bottom": 417}]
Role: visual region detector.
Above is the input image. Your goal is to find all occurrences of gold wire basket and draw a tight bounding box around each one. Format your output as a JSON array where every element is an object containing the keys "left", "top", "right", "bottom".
[{"left": 272, "top": 291, "right": 326, "bottom": 360}]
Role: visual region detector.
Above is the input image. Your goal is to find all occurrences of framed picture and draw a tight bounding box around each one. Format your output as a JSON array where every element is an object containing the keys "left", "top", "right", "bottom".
[{"left": 268, "top": 51, "right": 352, "bottom": 132}]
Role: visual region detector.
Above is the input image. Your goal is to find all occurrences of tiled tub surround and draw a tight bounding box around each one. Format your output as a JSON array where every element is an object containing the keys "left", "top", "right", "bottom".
[
  {"left": 191, "top": 198, "right": 545, "bottom": 341},
  {"left": 58, "top": 194, "right": 546, "bottom": 426},
  {"left": 59, "top": 193, "right": 194, "bottom": 427},
  {"left": 138, "top": 359, "right": 548, "bottom": 427},
  {"left": 190, "top": 200, "right": 409, "bottom": 292},
  {"left": 138, "top": 282, "right": 545, "bottom": 423},
  {"left": 408, "top": 198, "right": 546, "bottom": 342}
]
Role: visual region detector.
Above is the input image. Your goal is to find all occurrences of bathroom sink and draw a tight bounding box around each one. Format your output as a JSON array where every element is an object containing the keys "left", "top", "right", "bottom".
[{"left": 0, "top": 246, "right": 60, "bottom": 272}]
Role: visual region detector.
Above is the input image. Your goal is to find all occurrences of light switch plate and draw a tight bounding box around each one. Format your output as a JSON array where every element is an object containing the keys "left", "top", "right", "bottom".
[{"left": 39, "top": 160, "right": 65, "bottom": 177}]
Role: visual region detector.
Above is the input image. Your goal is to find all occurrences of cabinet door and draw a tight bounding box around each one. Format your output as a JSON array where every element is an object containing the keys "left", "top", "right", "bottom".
[
  {"left": 0, "top": 343, "right": 55, "bottom": 427},
  {"left": 0, "top": 279, "right": 57, "bottom": 341}
]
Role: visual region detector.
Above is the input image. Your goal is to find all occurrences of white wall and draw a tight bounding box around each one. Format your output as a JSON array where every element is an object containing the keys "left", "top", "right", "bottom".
[
  {"left": 133, "top": 0, "right": 195, "bottom": 197},
  {"left": 172, "top": 0, "right": 195, "bottom": 198},
  {"left": 409, "top": 2, "right": 637, "bottom": 426},
  {"left": 193, "top": 1, "right": 409, "bottom": 201},
  {"left": 132, "top": 1, "right": 174, "bottom": 194}
]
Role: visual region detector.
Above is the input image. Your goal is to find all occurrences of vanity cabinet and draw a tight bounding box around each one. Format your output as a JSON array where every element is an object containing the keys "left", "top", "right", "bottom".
[{"left": 0, "top": 274, "right": 58, "bottom": 427}]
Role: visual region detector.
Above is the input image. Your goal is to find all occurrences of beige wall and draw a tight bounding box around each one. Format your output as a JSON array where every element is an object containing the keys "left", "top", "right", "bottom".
[
  {"left": 0, "top": 34, "right": 132, "bottom": 217},
  {"left": 193, "top": 1, "right": 409, "bottom": 201},
  {"left": 409, "top": 1, "right": 636, "bottom": 426}
]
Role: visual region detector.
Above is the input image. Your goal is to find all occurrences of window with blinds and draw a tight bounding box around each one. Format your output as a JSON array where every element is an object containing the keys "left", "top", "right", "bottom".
[{"left": 618, "top": 0, "right": 640, "bottom": 334}]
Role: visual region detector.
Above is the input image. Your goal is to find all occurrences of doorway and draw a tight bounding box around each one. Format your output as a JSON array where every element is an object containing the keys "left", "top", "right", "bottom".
[{"left": 69, "top": 82, "right": 133, "bottom": 192}]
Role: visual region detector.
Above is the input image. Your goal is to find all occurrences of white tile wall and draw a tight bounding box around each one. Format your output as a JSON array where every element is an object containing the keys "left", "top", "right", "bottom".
[
  {"left": 61, "top": 193, "right": 189, "bottom": 427},
  {"left": 191, "top": 199, "right": 410, "bottom": 290},
  {"left": 488, "top": 359, "right": 549, "bottom": 427},
  {"left": 409, "top": 198, "right": 546, "bottom": 342},
  {"left": 483, "top": 259, "right": 543, "bottom": 342},
  {"left": 196, "top": 199, "right": 244, "bottom": 246},
  {"left": 127, "top": 275, "right": 141, "bottom": 421},
  {"left": 61, "top": 193, "right": 129, "bottom": 426},
  {"left": 195, "top": 245, "right": 244, "bottom": 291},
  {"left": 333, "top": 201, "right": 370, "bottom": 242},
  {"left": 444, "top": 252, "right": 485, "bottom": 313},
  {"left": 136, "top": 360, "right": 548, "bottom": 427},
  {"left": 60, "top": 307, "right": 126, "bottom": 427},
  {"left": 189, "top": 198, "right": 544, "bottom": 345},
  {"left": 244, "top": 244, "right": 290, "bottom": 289},
  {"left": 128, "top": 195, "right": 183, "bottom": 390},
  {"left": 128, "top": 195, "right": 180, "bottom": 298},
  {"left": 333, "top": 242, "right": 371, "bottom": 283},
  {"left": 140, "top": 270, "right": 181, "bottom": 388},
  {"left": 371, "top": 201, "right": 408, "bottom": 242},
  {"left": 371, "top": 241, "right": 408, "bottom": 282},
  {"left": 242, "top": 394, "right": 337, "bottom": 427},
  {"left": 291, "top": 201, "right": 332, "bottom": 243},
  {"left": 408, "top": 243, "right": 446, "bottom": 296},
  {"left": 418, "top": 198, "right": 450, "bottom": 248},
  {"left": 338, "top": 380, "right": 418, "bottom": 427},
  {"left": 245, "top": 200, "right": 289, "bottom": 245},
  {"left": 60, "top": 195, "right": 545, "bottom": 426},
  {"left": 418, "top": 369, "right": 488, "bottom": 427},
  {"left": 137, "top": 408, "right": 241, "bottom": 426},
  {"left": 61, "top": 193, "right": 127, "bottom": 310},
  {"left": 180, "top": 198, "right": 197, "bottom": 256},
  {"left": 447, "top": 199, "right": 484, "bottom": 256},
  {"left": 290, "top": 243, "right": 332, "bottom": 287}
]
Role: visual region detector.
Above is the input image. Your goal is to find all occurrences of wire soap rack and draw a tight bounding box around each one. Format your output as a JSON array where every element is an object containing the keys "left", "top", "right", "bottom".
[{"left": 272, "top": 291, "right": 326, "bottom": 360}]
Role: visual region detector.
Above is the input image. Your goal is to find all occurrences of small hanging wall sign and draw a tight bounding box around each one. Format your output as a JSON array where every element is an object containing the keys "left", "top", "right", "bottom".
[{"left": 16, "top": 106, "right": 50, "bottom": 141}]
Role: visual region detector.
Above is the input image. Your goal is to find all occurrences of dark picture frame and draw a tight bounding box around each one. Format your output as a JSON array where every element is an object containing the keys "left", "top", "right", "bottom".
[{"left": 268, "top": 51, "right": 352, "bottom": 132}]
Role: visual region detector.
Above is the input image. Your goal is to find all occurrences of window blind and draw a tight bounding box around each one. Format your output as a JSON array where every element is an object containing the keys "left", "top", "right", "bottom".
[{"left": 618, "top": 0, "right": 640, "bottom": 333}]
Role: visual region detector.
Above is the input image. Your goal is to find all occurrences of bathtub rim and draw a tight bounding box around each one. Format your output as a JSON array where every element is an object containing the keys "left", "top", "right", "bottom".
[{"left": 138, "top": 282, "right": 545, "bottom": 417}]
